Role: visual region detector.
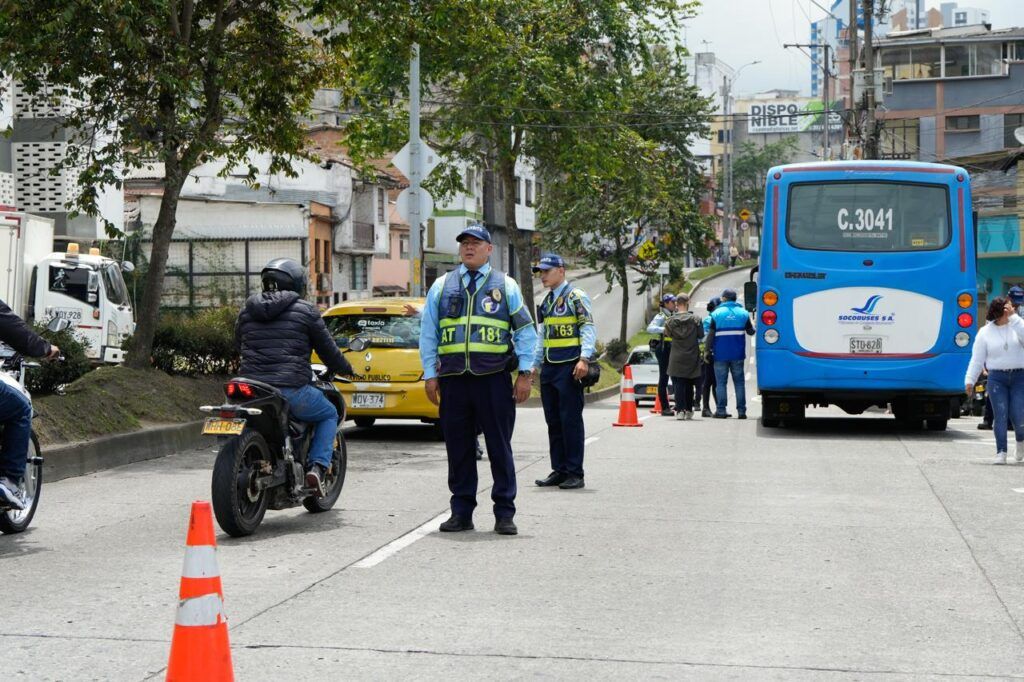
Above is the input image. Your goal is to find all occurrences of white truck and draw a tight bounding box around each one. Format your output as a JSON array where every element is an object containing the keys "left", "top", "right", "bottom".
[{"left": 0, "top": 210, "right": 135, "bottom": 363}]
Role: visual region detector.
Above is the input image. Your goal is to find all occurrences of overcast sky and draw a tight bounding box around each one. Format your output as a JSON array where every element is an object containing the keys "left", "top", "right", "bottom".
[{"left": 681, "top": 0, "right": 1024, "bottom": 97}]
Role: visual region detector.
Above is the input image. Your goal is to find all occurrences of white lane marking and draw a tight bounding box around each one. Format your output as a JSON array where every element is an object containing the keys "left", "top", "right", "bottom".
[
  {"left": 639, "top": 414, "right": 654, "bottom": 421},
  {"left": 592, "top": 293, "right": 603, "bottom": 300},
  {"left": 351, "top": 510, "right": 450, "bottom": 569},
  {"left": 1013, "top": 488, "right": 1024, "bottom": 493},
  {"left": 584, "top": 436, "right": 600, "bottom": 445}
]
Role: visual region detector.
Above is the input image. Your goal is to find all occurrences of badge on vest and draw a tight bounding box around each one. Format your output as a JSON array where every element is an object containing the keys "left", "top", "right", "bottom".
[
  {"left": 490, "top": 288, "right": 502, "bottom": 302},
  {"left": 481, "top": 296, "right": 499, "bottom": 313},
  {"left": 554, "top": 296, "right": 568, "bottom": 315}
]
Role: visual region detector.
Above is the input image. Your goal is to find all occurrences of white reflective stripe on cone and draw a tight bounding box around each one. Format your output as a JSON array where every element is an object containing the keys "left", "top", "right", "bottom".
[
  {"left": 176, "top": 593, "right": 226, "bottom": 627},
  {"left": 181, "top": 545, "right": 220, "bottom": 579}
]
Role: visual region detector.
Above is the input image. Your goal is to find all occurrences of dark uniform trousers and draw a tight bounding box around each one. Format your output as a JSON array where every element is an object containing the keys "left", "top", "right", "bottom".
[
  {"left": 540, "top": 361, "right": 585, "bottom": 477},
  {"left": 439, "top": 371, "right": 517, "bottom": 519},
  {"left": 656, "top": 342, "right": 672, "bottom": 409}
]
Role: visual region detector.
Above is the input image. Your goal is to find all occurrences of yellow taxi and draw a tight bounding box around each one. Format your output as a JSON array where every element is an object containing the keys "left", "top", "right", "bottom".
[{"left": 315, "top": 298, "right": 438, "bottom": 428}]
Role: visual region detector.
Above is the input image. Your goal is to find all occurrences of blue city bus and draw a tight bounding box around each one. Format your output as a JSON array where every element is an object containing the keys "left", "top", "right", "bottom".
[{"left": 746, "top": 161, "right": 977, "bottom": 429}]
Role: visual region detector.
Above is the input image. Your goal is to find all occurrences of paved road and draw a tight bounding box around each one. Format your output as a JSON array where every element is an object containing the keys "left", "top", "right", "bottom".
[
  {"left": 6, "top": 389, "right": 1024, "bottom": 679},
  {"left": 533, "top": 270, "right": 650, "bottom": 344}
]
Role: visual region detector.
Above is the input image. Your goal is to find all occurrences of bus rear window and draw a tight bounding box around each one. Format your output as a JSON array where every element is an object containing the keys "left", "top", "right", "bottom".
[
  {"left": 787, "top": 182, "right": 950, "bottom": 252},
  {"left": 325, "top": 313, "right": 420, "bottom": 349}
]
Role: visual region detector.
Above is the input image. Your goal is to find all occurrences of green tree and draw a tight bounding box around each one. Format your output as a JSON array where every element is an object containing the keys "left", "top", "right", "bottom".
[
  {"left": 538, "top": 46, "right": 713, "bottom": 341},
  {"left": 723, "top": 136, "right": 798, "bottom": 248},
  {"left": 337, "top": 0, "right": 699, "bottom": 312},
  {"left": 0, "top": 1, "right": 349, "bottom": 368}
]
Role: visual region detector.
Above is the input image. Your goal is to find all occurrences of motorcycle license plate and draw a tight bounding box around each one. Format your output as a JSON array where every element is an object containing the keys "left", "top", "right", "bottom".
[
  {"left": 202, "top": 418, "right": 245, "bottom": 435},
  {"left": 849, "top": 337, "right": 883, "bottom": 354},
  {"left": 352, "top": 393, "right": 385, "bottom": 409}
]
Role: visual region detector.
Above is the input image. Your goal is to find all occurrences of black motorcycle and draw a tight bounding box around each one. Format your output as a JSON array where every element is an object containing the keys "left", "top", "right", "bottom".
[{"left": 200, "top": 338, "right": 366, "bottom": 537}]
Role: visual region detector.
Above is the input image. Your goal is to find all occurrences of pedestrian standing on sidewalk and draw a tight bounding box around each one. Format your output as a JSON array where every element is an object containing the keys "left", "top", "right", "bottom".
[
  {"left": 699, "top": 297, "right": 721, "bottom": 417},
  {"left": 647, "top": 294, "right": 677, "bottom": 418},
  {"left": 532, "top": 254, "right": 596, "bottom": 490},
  {"left": 419, "top": 224, "right": 538, "bottom": 535},
  {"left": 705, "top": 288, "right": 755, "bottom": 419},
  {"left": 729, "top": 244, "right": 739, "bottom": 267},
  {"left": 664, "top": 293, "right": 703, "bottom": 420},
  {"left": 965, "top": 296, "right": 1024, "bottom": 465}
]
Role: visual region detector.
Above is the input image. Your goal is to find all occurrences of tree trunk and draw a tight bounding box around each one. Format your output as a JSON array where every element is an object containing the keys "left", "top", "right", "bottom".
[
  {"left": 616, "top": 243, "right": 629, "bottom": 342},
  {"left": 125, "top": 164, "right": 188, "bottom": 369},
  {"left": 499, "top": 155, "right": 536, "bottom": 315}
]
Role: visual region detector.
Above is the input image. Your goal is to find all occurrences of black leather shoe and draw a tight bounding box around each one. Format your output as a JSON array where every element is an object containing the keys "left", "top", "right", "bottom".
[
  {"left": 559, "top": 476, "right": 585, "bottom": 489},
  {"left": 494, "top": 517, "right": 518, "bottom": 535},
  {"left": 439, "top": 514, "right": 474, "bottom": 532},
  {"left": 535, "top": 471, "right": 567, "bottom": 487},
  {"left": 978, "top": 422, "right": 993, "bottom": 430},
  {"left": 737, "top": 414, "right": 748, "bottom": 420},
  {"left": 701, "top": 408, "right": 713, "bottom": 418},
  {"left": 659, "top": 411, "right": 676, "bottom": 417},
  {"left": 713, "top": 413, "right": 732, "bottom": 419}
]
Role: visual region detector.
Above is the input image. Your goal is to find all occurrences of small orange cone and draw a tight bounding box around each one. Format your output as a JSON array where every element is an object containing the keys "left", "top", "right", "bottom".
[
  {"left": 614, "top": 365, "right": 644, "bottom": 427},
  {"left": 166, "top": 501, "right": 234, "bottom": 682},
  {"left": 650, "top": 393, "right": 664, "bottom": 414}
]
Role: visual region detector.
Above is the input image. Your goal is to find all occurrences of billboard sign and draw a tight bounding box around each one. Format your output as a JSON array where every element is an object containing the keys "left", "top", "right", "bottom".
[{"left": 746, "top": 100, "right": 842, "bottom": 134}]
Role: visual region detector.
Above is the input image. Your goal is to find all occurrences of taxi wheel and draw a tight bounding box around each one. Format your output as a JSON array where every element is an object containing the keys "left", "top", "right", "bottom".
[{"left": 353, "top": 417, "right": 376, "bottom": 428}]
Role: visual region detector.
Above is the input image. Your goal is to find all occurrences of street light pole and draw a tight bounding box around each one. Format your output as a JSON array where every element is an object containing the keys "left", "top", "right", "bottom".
[
  {"left": 408, "top": 43, "right": 422, "bottom": 296},
  {"left": 722, "top": 60, "right": 759, "bottom": 262}
]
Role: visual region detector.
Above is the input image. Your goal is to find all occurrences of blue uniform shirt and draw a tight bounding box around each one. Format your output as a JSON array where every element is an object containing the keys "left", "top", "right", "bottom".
[
  {"left": 420, "top": 262, "right": 539, "bottom": 380},
  {"left": 533, "top": 280, "right": 597, "bottom": 367},
  {"left": 647, "top": 310, "right": 672, "bottom": 336}
]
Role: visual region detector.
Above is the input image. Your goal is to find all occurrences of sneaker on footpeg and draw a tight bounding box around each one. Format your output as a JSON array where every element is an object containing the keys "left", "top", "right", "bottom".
[
  {"left": 0, "top": 476, "right": 26, "bottom": 511},
  {"left": 305, "top": 463, "right": 327, "bottom": 498}
]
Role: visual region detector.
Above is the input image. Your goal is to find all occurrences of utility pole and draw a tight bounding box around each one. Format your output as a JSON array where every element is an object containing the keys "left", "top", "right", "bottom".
[
  {"left": 862, "top": 0, "right": 879, "bottom": 159},
  {"left": 848, "top": 0, "right": 859, "bottom": 147},
  {"left": 407, "top": 43, "right": 423, "bottom": 296}
]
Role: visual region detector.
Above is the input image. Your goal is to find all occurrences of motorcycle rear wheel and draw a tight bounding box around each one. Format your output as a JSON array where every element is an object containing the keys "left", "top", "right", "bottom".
[
  {"left": 212, "top": 428, "right": 270, "bottom": 537},
  {"left": 303, "top": 427, "right": 347, "bottom": 513},
  {"left": 0, "top": 433, "right": 42, "bottom": 535}
]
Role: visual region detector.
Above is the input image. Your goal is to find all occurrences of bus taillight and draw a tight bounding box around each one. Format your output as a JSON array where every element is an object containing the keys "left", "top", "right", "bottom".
[
  {"left": 957, "top": 293, "right": 973, "bottom": 308},
  {"left": 762, "top": 291, "right": 778, "bottom": 306},
  {"left": 761, "top": 310, "right": 777, "bottom": 326},
  {"left": 957, "top": 313, "right": 973, "bottom": 328}
]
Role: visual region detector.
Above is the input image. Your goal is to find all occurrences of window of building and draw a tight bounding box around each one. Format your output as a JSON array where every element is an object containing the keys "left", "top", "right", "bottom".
[
  {"left": 427, "top": 218, "right": 436, "bottom": 248},
  {"left": 909, "top": 46, "right": 941, "bottom": 79},
  {"left": 947, "top": 115, "right": 980, "bottom": 132},
  {"left": 350, "top": 255, "right": 368, "bottom": 290},
  {"left": 400, "top": 234, "right": 410, "bottom": 259},
  {"left": 323, "top": 240, "right": 330, "bottom": 275},
  {"left": 881, "top": 47, "right": 912, "bottom": 81},
  {"left": 1010, "top": 41, "right": 1024, "bottom": 61},
  {"left": 955, "top": 11, "right": 966, "bottom": 25},
  {"left": 515, "top": 175, "right": 522, "bottom": 204},
  {"left": 377, "top": 187, "right": 385, "bottom": 222},
  {"left": 1006, "top": 113, "right": 1024, "bottom": 148},
  {"left": 314, "top": 238, "right": 321, "bottom": 273},
  {"left": 525, "top": 179, "right": 533, "bottom": 207},
  {"left": 879, "top": 118, "right": 919, "bottom": 159},
  {"left": 944, "top": 43, "right": 1004, "bottom": 78}
]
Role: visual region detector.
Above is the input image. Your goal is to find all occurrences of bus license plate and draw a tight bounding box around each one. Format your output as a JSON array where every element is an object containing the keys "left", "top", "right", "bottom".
[
  {"left": 352, "top": 393, "right": 385, "bottom": 408},
  {"left": 202, "top": 418, "right": 246, "bottom": 435},
  {"left": 849, "top": 337, "right": 883, "bottom": 354}
]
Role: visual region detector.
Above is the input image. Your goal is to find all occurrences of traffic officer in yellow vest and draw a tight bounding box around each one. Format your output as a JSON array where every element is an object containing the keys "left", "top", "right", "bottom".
[
  {"left": 419, "top": 224, "right": 539, "bottom": 535},
  {"left": 532, "top": 254, "right": 596, "bottom": 490}
]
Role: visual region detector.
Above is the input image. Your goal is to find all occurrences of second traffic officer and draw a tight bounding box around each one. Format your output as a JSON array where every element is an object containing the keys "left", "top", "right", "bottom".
[
  {"left": 419, "top": 224, "right": 538, "bottom": 536},
  {"left": 532, "top": 254, "right": 597, "bottom": 490}
]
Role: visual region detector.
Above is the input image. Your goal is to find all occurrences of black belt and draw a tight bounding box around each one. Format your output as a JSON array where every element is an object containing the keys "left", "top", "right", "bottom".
[{"left": 991, "top": 368, "right": 1024, "bottom": 373}]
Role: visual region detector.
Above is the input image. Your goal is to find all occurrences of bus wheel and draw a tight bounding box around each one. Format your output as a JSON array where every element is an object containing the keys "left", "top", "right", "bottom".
[{"left": 926, "top": 418, "right": 948, "bottom": 431}]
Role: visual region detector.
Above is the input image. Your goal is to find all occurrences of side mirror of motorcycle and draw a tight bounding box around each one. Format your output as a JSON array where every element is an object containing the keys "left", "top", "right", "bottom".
[
  {"left": 348, "top": 337, "right": 368, "bottom": 352},
  {"left": 47, "top": 317, "right": 71, "bottom": 333}
]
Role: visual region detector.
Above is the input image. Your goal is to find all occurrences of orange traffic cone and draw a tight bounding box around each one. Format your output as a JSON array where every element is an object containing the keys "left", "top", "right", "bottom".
[
  {"left": 166, "top": 501, "right": 234, "bottom": 682},
  {"left": 650, "top": 393, "right": 664, "bottom": 414},
  {"left": 614, "top": 365, "right": 644, "bottom": 427}
]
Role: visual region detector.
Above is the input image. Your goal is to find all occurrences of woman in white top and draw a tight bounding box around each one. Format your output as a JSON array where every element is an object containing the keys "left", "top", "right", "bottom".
[{"left": 965, "top": 296, "right": 1024, "bottom": 464}]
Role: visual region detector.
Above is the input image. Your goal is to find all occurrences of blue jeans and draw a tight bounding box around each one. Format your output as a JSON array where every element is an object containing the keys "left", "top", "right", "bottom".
[
  {"left": 714, "top": 359, "right": 746, "bottom": 416},
  {"left": 986, "top": 369, "right": 1024, "bottom": 454},
  {"left": 279, "top": 384, "right": 339, "bottom": 468},
  {"left": 0, "top": 380, "right": 32, "bottom": 482}
]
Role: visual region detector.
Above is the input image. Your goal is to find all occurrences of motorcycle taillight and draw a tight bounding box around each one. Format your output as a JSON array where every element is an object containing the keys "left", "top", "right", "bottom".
[{"left": 225, "top": 381, "right": 256, "bottom": 399}]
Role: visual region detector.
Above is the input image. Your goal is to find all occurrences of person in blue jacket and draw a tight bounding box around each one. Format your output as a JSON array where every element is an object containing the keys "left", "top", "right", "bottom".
[{"left": 705, "top": 289, "right": 755, "bottom": 419}]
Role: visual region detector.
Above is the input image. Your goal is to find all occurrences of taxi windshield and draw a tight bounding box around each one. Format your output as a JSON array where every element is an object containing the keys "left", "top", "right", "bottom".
[{"left": 325, "top": 313, "right": 421, "bottom": 349}]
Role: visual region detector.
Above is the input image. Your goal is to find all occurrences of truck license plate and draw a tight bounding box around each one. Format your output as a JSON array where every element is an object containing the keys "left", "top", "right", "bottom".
[
  {"left": 352, "top": 393, "right": 385, "bottom": 408},
  {"left": 849, "top": 337, "right": 883, "bottom": 354},
  {"left": 202, "top": 418, "right": 245, "bottom": 435}
]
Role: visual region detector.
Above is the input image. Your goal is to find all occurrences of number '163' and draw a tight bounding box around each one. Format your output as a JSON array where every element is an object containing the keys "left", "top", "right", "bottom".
[{"left": 837, "top": 208, "right": 893, "bottom": 231}]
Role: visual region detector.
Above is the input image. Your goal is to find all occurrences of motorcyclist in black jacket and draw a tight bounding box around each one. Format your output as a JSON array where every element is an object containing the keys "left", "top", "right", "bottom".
[
  {"left": 235, "top": 259, "right": 353, "bottom": 496},
  {"left": 0, "top": 301, "right": 60, "bottom": 510}
]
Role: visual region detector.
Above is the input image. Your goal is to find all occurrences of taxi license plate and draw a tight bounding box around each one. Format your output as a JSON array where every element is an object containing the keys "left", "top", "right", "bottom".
[
  {"left": 352, "top": 393, "right": 385, "bottom": 409},
  {"left": 849, "top": 337, "right": 883, "bottom": 354},
  {"left": 202, "top": 418, "right": 245, "bottom": 435},
  {"left": 645, "top": 386, "right": 658, "bottom": 395}
]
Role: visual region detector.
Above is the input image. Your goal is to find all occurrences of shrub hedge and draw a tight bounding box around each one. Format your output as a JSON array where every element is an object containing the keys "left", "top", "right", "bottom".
[
  {"left": 151, "top": 307, "right": 239, "bottom": 376},
  {"left": 25, "top": 323, "right": 93, "bottom": 395}
]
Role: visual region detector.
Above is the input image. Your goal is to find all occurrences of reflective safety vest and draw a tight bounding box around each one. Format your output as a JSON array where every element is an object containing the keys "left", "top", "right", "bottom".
[
  {"left": 437, "top": 269, "right": 532, "bottom": 376},
  {"left": 709, "top": 301, "right": 750, "bottom": 362},
  {"left": 538, "top": 285, "right": 588, "bottom": 364}
]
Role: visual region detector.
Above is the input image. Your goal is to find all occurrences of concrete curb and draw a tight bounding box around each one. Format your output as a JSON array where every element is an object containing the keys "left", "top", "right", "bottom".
[
  {"left": 522, "top": 381, "right": 620, "bottom": 408},
  {"left": 42, "top": 421, "right": 208, "bottom": 484}
]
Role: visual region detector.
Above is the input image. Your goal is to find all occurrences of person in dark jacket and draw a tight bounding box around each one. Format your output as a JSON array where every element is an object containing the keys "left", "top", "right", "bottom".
[
  {"left": 0, "top": 301, "right": 60, "bottom": 510},
  {"left": 665, "top": 293, "right": 704, "bottom": 420},
  {"left": 698, "top": 297, "right": 720, "bottom": 417},
  {"left": 235, "top": 258, "right": 353, "bottom": 496}
]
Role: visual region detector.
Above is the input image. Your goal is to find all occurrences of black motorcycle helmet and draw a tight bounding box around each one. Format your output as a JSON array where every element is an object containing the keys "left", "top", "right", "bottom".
[{"left": 261, "top": 258, "right": 306, "bottom": 297}]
